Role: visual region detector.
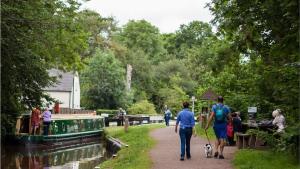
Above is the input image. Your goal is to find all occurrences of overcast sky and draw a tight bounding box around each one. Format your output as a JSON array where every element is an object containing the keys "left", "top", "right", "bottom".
[{"left": 81, "top": 0, "right": 213, "bottom": 33}]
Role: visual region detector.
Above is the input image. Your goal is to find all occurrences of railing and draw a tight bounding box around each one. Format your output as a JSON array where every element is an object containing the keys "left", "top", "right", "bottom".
[
  {"left": 103, "top": 115, "right": 164, "bottom": 127},
  {"left": 59, "top": 108, "right": 95, "bottom": 114}
]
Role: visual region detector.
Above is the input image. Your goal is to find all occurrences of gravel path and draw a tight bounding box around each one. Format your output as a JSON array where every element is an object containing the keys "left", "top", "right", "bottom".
[{"left": 150, "top": 126, "right": 237, "bottom": 169}]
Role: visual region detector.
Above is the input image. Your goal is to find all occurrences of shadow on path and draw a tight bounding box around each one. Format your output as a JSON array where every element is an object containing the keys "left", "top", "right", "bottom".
[{"left": 150, "top": 126, "right": 237, "bottom": 169}]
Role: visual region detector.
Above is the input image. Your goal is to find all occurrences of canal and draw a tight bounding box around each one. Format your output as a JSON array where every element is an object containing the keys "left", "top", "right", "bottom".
[{"left": 1, "top": 140, "right": 110, "bottom": 169}]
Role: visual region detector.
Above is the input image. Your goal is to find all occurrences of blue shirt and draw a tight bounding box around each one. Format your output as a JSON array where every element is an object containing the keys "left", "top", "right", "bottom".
[
  {"left": 212, "top": 103, "right": 230, "bottom": 124},
  {"left": 176, "top": 108, "right": 195, "bottom": 128},
  {"left": 165, "top": 109, "right": 171, "bottom": 117}
]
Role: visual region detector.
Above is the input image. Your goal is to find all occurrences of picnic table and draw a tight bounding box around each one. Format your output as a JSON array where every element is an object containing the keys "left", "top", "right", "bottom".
[{"left": 237, "top": 120, "right": 274, "bottom": 149}]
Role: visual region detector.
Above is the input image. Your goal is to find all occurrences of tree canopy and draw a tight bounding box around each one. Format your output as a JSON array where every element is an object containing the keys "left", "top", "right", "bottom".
[{"left": 1, "top": 0, "right": 88, "bottom": 135}]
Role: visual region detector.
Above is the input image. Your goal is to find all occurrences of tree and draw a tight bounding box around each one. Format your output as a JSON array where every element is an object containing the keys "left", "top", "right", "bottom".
[
  {"left": 1, "top": 0, "right": 88, "bottom": 135},
  {"left": 158, "top": 86, "right": 189, "bottom": 115},
  {"left": 80, "top": 50, "right": 127, "bottom": 109},
  {"left": 117, "top": 20, "right": 165, "bottom": 61},
  {"left": 208, "top": 0, "right": 299, "bottom": 118},
  {"left": 77, "top": 10, "right": 118, "bottom": 58},
  {"left": 209, "top": 0, "right": 299, "bottom": 65},
  {"left": 166, "top": 21, "right": 214, "bottom": 59},
  {"left": 185, "top": 37, "right": 239, "bottom": 82},
  {"left": 154, "top": 59, "right": 196, "bottom": 94},
  {"left": 175, "top": 21, "right": 213, "bottom": 48}
]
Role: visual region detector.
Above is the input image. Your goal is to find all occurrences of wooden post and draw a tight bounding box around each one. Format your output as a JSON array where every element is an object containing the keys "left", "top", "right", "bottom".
[
  {"left": 124, "top": 116, "right": 129, "bottom": 132},
  {"left": 15, "top": 116, "right": 22, "bottom": 134}
]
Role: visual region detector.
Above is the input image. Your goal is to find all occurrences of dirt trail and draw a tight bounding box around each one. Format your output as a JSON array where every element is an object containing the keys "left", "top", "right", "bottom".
[{"left": 150, "top": 126, "right": 237, "bottom": 169}]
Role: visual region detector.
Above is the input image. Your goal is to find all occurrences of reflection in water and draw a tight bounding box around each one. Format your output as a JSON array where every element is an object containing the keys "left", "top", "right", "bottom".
[{"left": 2, "top": 143, "right": 108, "bottom": 169}]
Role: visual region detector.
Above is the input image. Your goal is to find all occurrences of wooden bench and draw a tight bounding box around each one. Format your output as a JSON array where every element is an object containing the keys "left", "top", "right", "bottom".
[{"left": 236, "top": 133, "right": 258, "bottom": 149}]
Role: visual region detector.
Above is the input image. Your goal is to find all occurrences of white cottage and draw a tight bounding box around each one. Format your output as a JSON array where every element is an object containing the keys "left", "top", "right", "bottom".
[{"left": 44, "top": 69, "right": 80, "bottom": 109}]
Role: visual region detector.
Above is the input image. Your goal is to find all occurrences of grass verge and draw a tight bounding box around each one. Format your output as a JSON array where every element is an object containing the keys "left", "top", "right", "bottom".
[
  {"left": 233, "top": 149, "right": 300, "bottom": 169},
  {"left": 100, "top": 124, "right": 163, "bottom": 169},
  {"left": 195, "top": 124, "right": 215, "bottom": 140}
]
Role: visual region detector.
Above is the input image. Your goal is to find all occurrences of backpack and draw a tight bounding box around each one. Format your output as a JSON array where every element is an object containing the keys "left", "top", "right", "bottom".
[{"left": 215, "top": 104, "right": 226, "bottom": 122}]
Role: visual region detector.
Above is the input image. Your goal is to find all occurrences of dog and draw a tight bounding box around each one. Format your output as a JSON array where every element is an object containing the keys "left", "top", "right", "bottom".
[{"left": 204, "top": 144, "right": 213, "bottom": 158}]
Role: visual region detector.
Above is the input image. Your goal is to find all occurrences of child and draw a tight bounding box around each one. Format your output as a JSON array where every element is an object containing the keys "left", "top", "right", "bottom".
[{"left": 227, "top": 119, "right": 235, "bottom": 146}]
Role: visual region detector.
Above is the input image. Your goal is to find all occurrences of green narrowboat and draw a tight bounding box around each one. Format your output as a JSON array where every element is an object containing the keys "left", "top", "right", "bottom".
[{"left": 13, "top": 114, "right": 105, "bottom": 148}]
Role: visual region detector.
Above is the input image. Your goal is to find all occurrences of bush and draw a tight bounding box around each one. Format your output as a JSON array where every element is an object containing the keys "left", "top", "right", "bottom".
[
  {"left": 247, "top": 123, "right": 300, "bottom": 161},
  {"left": 128, "top": 100, "right": 157, "bottom": 115}
]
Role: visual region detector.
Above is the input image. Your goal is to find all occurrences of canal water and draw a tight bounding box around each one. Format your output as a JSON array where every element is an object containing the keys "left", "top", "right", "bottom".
[{"left": 1, "top": 141, "right": 110, "bottom": 169}]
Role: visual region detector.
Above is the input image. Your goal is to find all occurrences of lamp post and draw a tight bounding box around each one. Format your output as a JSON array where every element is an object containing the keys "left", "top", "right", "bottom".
[{"left": 191, "top": 96, "right": 196, "bottom": 113}]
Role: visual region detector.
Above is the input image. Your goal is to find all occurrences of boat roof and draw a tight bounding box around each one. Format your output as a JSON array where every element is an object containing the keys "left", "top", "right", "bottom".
[{"left": 51, "top": 114, "right": 103, "bottom": 120}]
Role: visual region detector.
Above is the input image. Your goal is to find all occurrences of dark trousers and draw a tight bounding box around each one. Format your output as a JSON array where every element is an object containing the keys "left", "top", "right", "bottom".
[
  {"left": 119, "top": 117, "right": 124, "bottom": 126},
  {"left": 179, "top": 127, "right": 193, "bottom": 158},
  {"left": 43, "top": 121, "right": 51, "bottom": 135},
  {"left": 165, "top": 116, "right": 170, "bottom": 126},
  {"left": 227, "top": 136, "right": 235, "bottom": 146}
]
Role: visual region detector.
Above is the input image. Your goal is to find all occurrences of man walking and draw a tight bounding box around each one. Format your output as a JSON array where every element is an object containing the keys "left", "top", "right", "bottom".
[
  {"left": 164, "top": 105, "right": 172, "bottom": 126},
  {"left": 175, "top": 102, "right": 195, "bottom": 161},
  {"left": 118, "top": 108, "right": 126, "bottom": 126},
  {"left": 205, "top": 96, "right": 231, "bottom": 159}
]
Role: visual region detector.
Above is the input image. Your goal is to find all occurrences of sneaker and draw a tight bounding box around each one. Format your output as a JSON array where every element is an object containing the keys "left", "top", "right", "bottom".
[
  {"left": 187, "top": 156, "right": 191, "bottom": 160},
  {"left": 214, "top": 152, "right": 219, "bottom": 158},
  {"left": 219, "top": 155, "right": 224, "bottom": 159},
  {"left": 180, "top": 157, "right": 184, "bottom": 161}
]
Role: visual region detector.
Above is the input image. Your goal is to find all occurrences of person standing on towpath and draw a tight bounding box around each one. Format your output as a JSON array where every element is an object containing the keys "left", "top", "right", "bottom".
[{"left": 175, "top": 102, "right": 195, "bottom": 161}]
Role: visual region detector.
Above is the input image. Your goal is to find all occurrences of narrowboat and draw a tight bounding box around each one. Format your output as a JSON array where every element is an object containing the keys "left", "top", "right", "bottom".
[{"left": 12, "top": 113, "right": 105, "bottom": 148}]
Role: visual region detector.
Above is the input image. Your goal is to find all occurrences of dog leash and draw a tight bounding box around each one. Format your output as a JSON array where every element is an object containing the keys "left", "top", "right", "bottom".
[{"left": 205, "top": 129, "right": 211, "bottom": 145}]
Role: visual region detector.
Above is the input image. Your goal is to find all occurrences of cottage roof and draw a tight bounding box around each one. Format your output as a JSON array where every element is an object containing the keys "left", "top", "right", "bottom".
[
  {"left": 200, "top": 89, "right": 218, "bottom": 101},
  {"left": 45, "top": 69, "right": 75, "bottom": 92}
]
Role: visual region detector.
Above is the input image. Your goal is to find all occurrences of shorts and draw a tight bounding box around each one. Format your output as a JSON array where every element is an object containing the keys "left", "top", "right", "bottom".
[
  {"left": 32, "top": 122, "right": 39, "bottom": 128},
  {"left": 213, "top": 123, "right": 227, "bottom": 139}
]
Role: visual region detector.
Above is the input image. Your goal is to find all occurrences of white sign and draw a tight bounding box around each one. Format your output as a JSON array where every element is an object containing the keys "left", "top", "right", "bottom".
[
  {"left": 191, "top": 96, "right": 196, "bottom": 101},
  {"left": 248, "top": 107, "right": 257, "bottom": 113}
]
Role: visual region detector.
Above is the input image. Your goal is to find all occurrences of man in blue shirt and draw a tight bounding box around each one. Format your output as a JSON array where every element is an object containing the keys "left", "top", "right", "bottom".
[
  {"left": 175, "top": 102, "right": 195, "bottom": 161},
  {"left": 205, "top": 96, "right": 231, "bottom": 159}
]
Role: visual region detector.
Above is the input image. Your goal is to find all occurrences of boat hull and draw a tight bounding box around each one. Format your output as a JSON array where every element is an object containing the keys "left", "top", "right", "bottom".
[
  {"left": 11, "top": 114, "right": 105, "bottom": 149},
  {"left": 11, "top": 130, "right": 104, "bottom": 150}
]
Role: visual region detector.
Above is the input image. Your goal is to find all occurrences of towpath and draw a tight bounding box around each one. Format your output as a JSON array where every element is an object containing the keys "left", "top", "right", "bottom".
[{"left": 150, "top": 126, "right": 237, "bottom": 169}]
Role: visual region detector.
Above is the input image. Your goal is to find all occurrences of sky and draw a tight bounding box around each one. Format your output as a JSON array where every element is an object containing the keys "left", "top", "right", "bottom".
[{"left": 81, "top": 0, "right": 213, "bottom": 33}]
